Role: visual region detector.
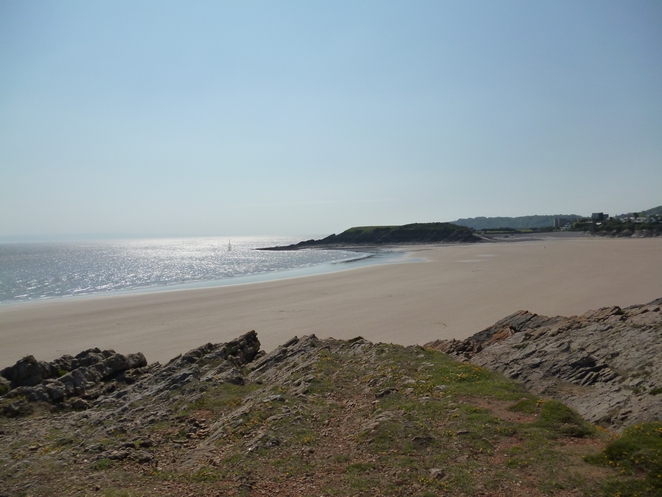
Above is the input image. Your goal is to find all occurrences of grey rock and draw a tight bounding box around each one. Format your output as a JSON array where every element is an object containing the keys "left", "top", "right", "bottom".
[
  {"left": 1, "top": 399, "right": 33, "bottom": 417},
  {"left": 427, "top": 298, "right": 662, "bottom": 431},
  {"left": 0, "top": 375, "right": 10, "bottom": 394},
  {"left": 1, "top": 355, "right": 56, "bottom": 388},
  {"left": 217, "top": 368, "right": 245, "bottom": 385},
  {"left": 376, "top": 387, "right": 395, "bottom": 398},
  {"left": 132, "top": 450, "right": 153, "bottom": 463},
  {"left": 429, "top": 468, "right": 446, "bottom": 479},
  {"left": 70, "top": 399, "right": 91, "bottom": 410},
  {"left": 264, "top": 394, "right": 285, "bottom": 403},
  {"left": 0, "top": 349, "right": 147, "bottom": 411},
  {"left": 104, "top": 449, "right": 131, "bottom": 461}
]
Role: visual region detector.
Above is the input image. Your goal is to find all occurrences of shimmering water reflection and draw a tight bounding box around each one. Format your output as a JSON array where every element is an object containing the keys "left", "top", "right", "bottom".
[{"left": 0, "top": 237, "right": 392, "bottom": 304}]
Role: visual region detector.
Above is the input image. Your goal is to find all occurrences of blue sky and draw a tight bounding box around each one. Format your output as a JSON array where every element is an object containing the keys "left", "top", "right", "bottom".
[{"left": 1, "top": 0, "right": 660, "bottom": 238}]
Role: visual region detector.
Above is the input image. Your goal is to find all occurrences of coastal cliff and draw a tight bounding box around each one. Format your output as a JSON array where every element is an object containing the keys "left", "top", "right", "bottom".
[{"left": 1, "top": 301, "right": 661, "bottom": 496}]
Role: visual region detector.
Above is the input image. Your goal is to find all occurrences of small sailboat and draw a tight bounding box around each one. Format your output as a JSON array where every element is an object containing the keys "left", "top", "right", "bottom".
[{"left": 228, "top": 239, "right": 232, "bottom": 252}]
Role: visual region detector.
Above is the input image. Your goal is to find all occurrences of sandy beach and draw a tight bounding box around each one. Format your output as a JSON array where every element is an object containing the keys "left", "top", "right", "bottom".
[{"left": 1, "top": 236, "right": 661, "bottom": 368}]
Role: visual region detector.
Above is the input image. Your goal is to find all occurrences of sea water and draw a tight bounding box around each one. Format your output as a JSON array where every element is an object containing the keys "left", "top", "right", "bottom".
[{"left": 0, "top": 237, "right": 400, "bottom": 305}]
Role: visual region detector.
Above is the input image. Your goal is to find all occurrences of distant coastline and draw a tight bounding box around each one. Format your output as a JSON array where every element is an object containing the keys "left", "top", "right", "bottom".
[{"left": 258, "top": 222, "right": 478, "bottom": 250}]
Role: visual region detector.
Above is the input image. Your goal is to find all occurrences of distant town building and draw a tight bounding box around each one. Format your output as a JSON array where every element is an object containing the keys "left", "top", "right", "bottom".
[
  {"left": 591, "top": 213, "right": 608, "bottom": 221},
  {"left": 554, "top": 217, "right": 574, "bottom": 228}
]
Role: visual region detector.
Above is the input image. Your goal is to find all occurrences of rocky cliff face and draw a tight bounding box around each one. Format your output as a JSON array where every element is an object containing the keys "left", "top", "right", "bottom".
[{"left": 426, "top": 299, "right": 662, "bottom": 431}]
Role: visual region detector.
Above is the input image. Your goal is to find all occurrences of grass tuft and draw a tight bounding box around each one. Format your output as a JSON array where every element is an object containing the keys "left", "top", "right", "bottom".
[{"left": 535, "top": 400, "right": 596, "bottom": 438}]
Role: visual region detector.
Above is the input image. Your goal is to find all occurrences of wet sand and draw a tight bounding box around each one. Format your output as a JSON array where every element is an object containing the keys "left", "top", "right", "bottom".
[{"left": 1, "top": 237, "right": 661, "bottom": 367}]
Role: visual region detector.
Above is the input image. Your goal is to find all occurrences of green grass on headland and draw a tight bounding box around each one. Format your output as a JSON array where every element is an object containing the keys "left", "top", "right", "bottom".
[
  {"left": 300, "top": 222, "right": 477, "bottom": 246},
  {"left": 1, "top": 339, "right": 656, "bottom": 496},
  {"left": 585, "top": 422, "right": 662, "bottom": 497}
]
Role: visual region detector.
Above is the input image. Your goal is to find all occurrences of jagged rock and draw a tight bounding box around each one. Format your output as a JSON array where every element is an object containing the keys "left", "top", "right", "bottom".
[
  {"left": 218, "top": 368, "right": 246, "bottom": 385},
  {"left": 1, "top": 355, "right": 57, "bottom": 388},
  {"left": 264, "top": 394, "right": 285, "bottom": 403},
  {"left": 132, "top": 450, "right": 154, "bottom": 463},
  {"left": 1, "top": 321, "right": 660, "bottom": 495},
  {"left": 1, "top": 399, "right": 33, "bottom": 417},
  {"left": 102, "top": 449, "right": 131, "bottom": 461},
  {"left": 429, "top": 468, "right": 446, "bottom": 480},
  {"left": 426, "top": 298, "right": 662, "bottom": 430},
  {"left": 43, "top": 380, "right": 66, "bottom": 401},
  {"left": 0, "top": 348, "right": 132, "bottom": 390},
  {"left": 376, "top": 387, "right": 395, "bottom": 398},
  {"left": 70, "top": 398, "right": 91, "bottom": 410},
  {"left": 0, "top": 376, "right": 9, "bottom": 397},
  {"left": 0, "top": 351, "right": 147, "bottom": 408}
]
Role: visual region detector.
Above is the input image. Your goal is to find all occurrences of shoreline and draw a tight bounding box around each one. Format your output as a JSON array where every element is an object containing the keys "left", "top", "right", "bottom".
[
  {"left": 0, "top": 246, "right": 411, "bottom": 309},
  {"left": 1, "top": 237, "right": 661, "bottom": 369}
]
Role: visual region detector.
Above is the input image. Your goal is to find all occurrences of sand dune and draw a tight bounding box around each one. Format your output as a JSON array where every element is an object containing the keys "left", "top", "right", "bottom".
[{"left": 1, "top": 236, "right": 661, "bottom": 368}]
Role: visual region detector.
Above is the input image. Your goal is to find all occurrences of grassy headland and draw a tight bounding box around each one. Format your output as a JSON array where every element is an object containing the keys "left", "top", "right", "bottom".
[
  {"left": 260, "top": 222, "right": 478, "bottom": 250},
  {"left": 0, "top": 333, "right": 647, "bottom": 496}
]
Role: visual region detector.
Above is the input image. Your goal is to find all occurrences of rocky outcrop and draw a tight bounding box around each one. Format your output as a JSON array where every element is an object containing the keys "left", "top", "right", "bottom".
[
  {"left": 1, "top": 347, "right": 149, "bottom": 389},
  {"left": 0, "top": 348, "right": 147, "bottom": 409},
  {"left": 0, "top": 331, "right": 260, "bottom": 416},
  {"left": 1, "top": 322, "right": 659, "bottom": 496},
  {"left": 426, "top": 299, "right": 662, "bottom": 430}
]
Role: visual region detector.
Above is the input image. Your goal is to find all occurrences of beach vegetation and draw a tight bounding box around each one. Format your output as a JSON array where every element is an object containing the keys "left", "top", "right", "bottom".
[
  {"left": 585, "top": 422, "right": 662, "bottom": 496},
  {"left": 534, "top": 400, "right": 596, "bottom": 438},
  {"left": 91, "top": 457, "right": 114, "bottom": 470},
  {"left": 508, "top": 397, "right": 539, "bottom": 414},
  {"left": 2, "top": 337, "right": 654, "bottom": 496}
]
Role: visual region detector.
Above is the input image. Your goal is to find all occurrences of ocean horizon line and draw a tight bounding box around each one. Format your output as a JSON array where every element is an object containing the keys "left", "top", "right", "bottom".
[{"left": 0, "top": 233, "right": 330, "bottom": 244}]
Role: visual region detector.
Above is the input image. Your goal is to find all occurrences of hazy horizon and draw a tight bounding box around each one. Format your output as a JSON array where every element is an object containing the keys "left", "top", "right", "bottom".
[
  {"left": 1, "top": 206, "right": 659, "bottom": 243},
  {"left": 2, "top": 1, "right": 661, "bottom": 238}
]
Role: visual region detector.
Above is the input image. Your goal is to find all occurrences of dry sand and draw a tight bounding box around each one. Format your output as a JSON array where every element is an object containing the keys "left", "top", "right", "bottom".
[{"left": 1, "top": 236, "right": 661, "bottom": 368}]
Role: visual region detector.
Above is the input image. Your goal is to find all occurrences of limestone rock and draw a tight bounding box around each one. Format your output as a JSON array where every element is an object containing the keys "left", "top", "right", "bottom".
[
  {"left": 426, "top": 298, "right": 662, "bottom": 430},
  {"left": 0, "top": 349, "right": 147, "bottom": 406}
]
